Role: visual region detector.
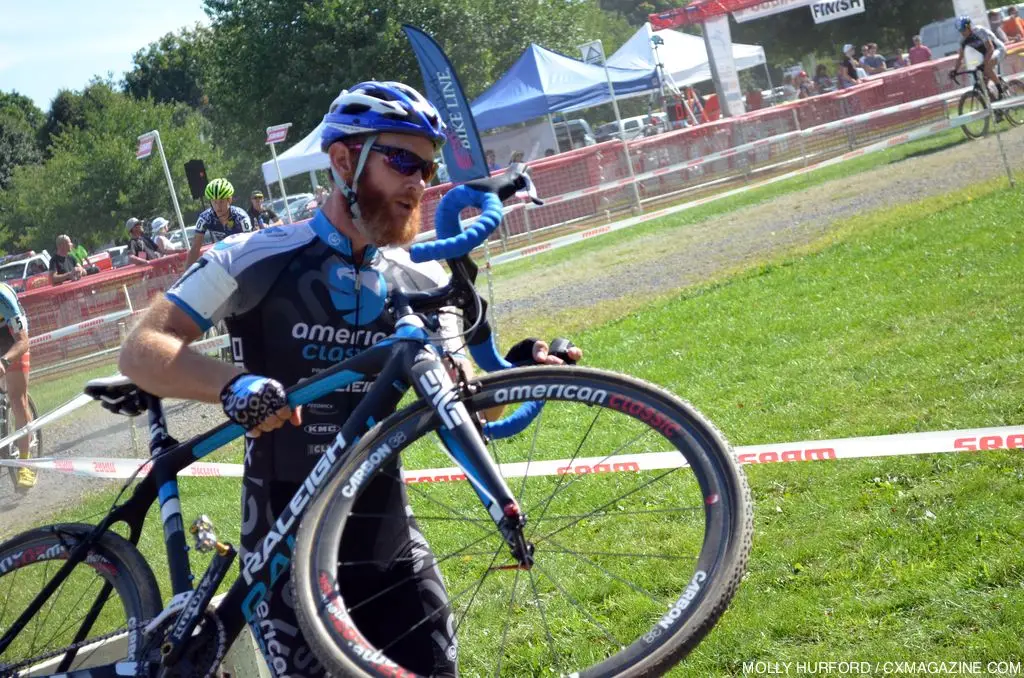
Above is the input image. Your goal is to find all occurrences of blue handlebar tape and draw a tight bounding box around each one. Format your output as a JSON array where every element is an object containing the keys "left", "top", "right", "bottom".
[{"left": 410, "top": 186, "right": 504, "bottom": 263}]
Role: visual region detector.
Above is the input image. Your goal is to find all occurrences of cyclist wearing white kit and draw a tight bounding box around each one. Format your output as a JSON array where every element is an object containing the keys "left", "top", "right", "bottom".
[{"left": 119, "top": 81, "right": 578, "bottom": 676}]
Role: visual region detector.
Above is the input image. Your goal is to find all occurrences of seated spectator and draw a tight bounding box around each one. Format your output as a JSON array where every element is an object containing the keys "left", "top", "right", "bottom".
[
  {"left": 909, "top": 35, "right": 932, "bottom": 64},
  {"left": 839, "top": 44, "right": 861, "bottom": 89},
  {"left": 860, "top": 43, "right": 887, "bottom": 74},
  {"left": 813, "top": 64, "right": 833, "bottom": 92},
  {"left": 989, "top": 10, "right": 1010, "bottom": 44},
  {"left": 49, "top": 235, "right": 97, "bottom": 285},
  {"left": 247, "top": 191, "right": 282, "bottom": 230},
  {"left": 1004, "top": 6, "right": 1024, "bottom": 41},
  {"left": 485, "top": 149, "right": 500, "bottom": 172},
  {"left": 509, "top": 151, "right": 525, "bottom": 165},
  {"left": 150, "top": 217, "right": 184, "bottom": 255},
  {"left": 126, "top": 217, "right": 162, "bottom": 266}
]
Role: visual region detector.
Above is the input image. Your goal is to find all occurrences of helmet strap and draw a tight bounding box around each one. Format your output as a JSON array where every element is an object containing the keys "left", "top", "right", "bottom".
[{"left": 331, "top": 135, "right": 377, "bottom": 224}]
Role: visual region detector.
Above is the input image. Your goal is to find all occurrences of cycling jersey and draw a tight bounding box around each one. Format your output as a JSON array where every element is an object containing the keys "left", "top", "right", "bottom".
[
  {"left": 166, "top": 211, "right": 459, "bottom": 676},
  {"left": 0, "top": 283, "right": 30, "bottom": 371},
  {"left": 194, "top": 205, "right": 252, "bottom": 242},
  {"left": 962, "top": 26, "right": 1006, "bottom": 58}
]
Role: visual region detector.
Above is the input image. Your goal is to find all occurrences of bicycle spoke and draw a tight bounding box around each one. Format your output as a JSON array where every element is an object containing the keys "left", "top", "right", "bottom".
[
  {"left": 399, "top": 469, "right": 496, "bottom": 540},
  {"left": 344, "top": 529, "right": 503, "bottom": 617},
  {"left": 534, "top": 505, "right": 703, "bottom": 524},
  {"left": 516, "top": 404, "right": 545, "bottom": 499},
  {"left": 493, "top": 567, "right": 522, "bottom": 678},
  {"left": 41, "top": 575, "right": 102, "bottom": 649},
  {"left": 527, "top": 566, "right": 563, "bottom": 675},
  {"left": 532, "top": 560, "right": 622, "bottom": 648},
  {"left": 528, "top": 410, "right": 602, "bottom": 539},
  {"left": 349, "top": 512, "right": 491, "bottom": 525},
  {"left": 542, "top": 548, "right": 692, "bottom": 562},
  {"left": 534, "top": 468, "right": 683, "bottom": 546},
  {"left": 453, "top": 539, "right": 508, "bottom": 639},
  {"left": 545, "top": 535, "right": 660, "bottom": 603},
  {"left": 28, "top": 558, "right": 54, "bottom": 653}
]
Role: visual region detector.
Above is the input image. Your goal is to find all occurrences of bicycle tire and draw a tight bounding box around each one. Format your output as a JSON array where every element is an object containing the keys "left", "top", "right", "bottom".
[
  {"left": 293, "top": 366, "right": 753, "bottom": 678},
  {"left": 1001, "top": 80, "right": 1024, "bottom": 127},
  {"left": 0, "top": 393, "right": 44, "bottom": 500},
  {"left": 959, "top": 89, "right": 990, "bottom": 139},
  {"left": 0, "top": 523, "right": 162, "bottom": 674}
]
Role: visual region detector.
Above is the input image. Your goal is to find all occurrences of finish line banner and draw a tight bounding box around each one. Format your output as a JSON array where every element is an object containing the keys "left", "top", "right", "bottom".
[{"left": 810, "top": 0, "right": 865, "bottom": 23}]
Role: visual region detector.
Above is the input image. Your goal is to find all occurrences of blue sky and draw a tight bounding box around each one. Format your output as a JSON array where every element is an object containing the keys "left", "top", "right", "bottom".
[{"left": 0, "top": 0, "right": 209, "bottom": 111}]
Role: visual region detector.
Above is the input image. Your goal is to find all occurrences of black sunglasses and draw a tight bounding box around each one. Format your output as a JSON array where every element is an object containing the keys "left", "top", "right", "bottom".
[{"left": 351, "top": 143, "right": 438, "bottom": 183}]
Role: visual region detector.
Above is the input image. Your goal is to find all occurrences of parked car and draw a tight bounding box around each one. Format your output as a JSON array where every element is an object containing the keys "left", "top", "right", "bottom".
[
  {"left": 0, "top": 251, "right": 51, "bottom": 292},
  {"left": 168, "top": 226, "right": 215, "bottom": 250},
  {"left": 552, "top": 119, "right": 596, "bottom": 152},
  {"left": 103, "top": 245, "right": 131, "bottom": 269},
  {"left": 268, "top": 193, "right": 315, "bottom": 221},
  {"left": 594, "top": 115, "right": 647, "bottom": 144}
]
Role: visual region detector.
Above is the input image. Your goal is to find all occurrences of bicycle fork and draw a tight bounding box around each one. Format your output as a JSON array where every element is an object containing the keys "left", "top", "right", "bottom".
[{"left": 407, "top": 345, "right": 534, "bottom": 569}]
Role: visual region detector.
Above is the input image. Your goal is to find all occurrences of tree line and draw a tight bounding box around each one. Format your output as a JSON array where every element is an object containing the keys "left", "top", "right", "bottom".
[{"left": 0, "top": 0, "right": 1002, "bottom": 253}]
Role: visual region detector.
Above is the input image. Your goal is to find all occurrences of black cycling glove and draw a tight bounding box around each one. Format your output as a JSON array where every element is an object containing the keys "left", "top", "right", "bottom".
[
  {"left": 219, "top": 374, "right": 289, "bottom": 431},
  {"left": 503, "top": 337, "right": 579, "bottom": 366}
]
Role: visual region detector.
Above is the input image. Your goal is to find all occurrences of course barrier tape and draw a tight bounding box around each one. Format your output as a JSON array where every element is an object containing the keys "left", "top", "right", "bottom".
[
  {"left": 488, "top": 109, "right": 990, "bottom": 267},
  {"left": 29, "top": 309, "right": 145, "bottom": 348},
  {"left": 2, "top": 425, "right": 1018, "bottom": 482}
]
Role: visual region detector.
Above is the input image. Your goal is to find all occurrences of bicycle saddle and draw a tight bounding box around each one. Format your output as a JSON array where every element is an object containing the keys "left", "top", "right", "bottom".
[{"left": 84, "top": 375, "right": 149, "bottom": 417}]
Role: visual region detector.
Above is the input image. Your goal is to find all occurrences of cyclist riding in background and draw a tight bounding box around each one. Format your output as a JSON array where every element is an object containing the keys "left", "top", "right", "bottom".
[
  {"left": 952, "top": 15, "right": 1008, "bottom": 99},
  {"left": 0, "top": 282, "right": 35, "bottom": 491},
  {"left": 186, "top": 178, "right": 252, "bottom": 267},
  {"left": 118, "top": 80, "right": 580, "bottom": 677}
]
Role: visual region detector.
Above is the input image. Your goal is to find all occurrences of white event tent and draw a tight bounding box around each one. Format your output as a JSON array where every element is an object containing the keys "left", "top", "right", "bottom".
[{"left": 607, "top": 23, "right": 766, "bottom": 89}]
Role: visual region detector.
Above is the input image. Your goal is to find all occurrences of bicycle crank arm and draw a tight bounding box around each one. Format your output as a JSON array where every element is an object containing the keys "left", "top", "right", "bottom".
[{"left": 160, "top": 543, "right": 236, "bottom": 666}]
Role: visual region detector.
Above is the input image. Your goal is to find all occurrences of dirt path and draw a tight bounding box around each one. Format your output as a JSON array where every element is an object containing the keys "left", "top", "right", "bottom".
[{"left": 4, "top": 126, "right": 1021, "bottom": 539}]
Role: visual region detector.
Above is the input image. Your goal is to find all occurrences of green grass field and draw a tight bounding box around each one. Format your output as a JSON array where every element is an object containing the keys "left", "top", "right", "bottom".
[{"left": 22, "top": 174, "right": 1022, "bottom": 674}]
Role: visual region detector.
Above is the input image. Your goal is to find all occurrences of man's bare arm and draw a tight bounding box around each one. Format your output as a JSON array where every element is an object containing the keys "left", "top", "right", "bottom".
[
  {"left": 118, "top": 297, "right": 242, "bottom": 403},
  {"left": 185, "top": 233, "right": 206, "bottom": 268}
]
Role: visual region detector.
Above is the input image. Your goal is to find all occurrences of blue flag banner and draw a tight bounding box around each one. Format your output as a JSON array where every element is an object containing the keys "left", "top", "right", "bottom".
[{"left": 403, "top": 25, "right": 490, "bottom": 183}]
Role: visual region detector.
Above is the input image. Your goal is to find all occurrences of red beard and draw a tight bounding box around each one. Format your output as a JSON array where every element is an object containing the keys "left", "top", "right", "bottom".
[{"left": 356, "top": 174, "right": 421, "bottom": 247}]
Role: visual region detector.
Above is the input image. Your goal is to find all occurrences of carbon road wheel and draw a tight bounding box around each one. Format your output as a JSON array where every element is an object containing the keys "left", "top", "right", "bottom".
[
  {"left": 294, "top": 366, "right": 753, "bottom": 678},
  {"left": 959, "top": 90, "right": 990, "bottom": 139},
  {"left": 0, "top": 524, "right": 162, "bottom": 675}
]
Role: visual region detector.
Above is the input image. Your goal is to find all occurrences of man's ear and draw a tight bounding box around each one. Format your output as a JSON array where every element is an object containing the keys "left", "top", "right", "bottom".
[{"left": 327, "top": 142, "right": 354, "bottom": 183}]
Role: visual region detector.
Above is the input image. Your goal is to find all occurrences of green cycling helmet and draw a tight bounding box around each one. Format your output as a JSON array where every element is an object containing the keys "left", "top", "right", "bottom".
[{"left": 205, "top": 177, "right": 234, "bottom": 200}]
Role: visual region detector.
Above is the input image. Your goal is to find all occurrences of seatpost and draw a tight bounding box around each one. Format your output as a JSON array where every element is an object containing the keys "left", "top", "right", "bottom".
[{"left": 146, "top": 392, "right": 177, "bottom": 455}]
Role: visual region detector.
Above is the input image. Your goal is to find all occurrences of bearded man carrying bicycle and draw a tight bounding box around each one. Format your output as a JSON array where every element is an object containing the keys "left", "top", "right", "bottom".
[{"left": 119, "top": 81, "right": 579, "bottom": 676}]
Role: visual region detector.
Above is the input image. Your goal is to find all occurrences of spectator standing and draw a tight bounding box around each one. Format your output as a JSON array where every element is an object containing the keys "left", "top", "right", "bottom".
[
  {"left": 126, "top": 218, "right": 163, "bottom": 266},
  {"left": 839, "top": 44, "right": 861, "bottom": 89},
  {"left": 247, "top": 190, "right": 281, "bottom": 230},
  {"left": 745, "top": 86, "right": 764, "bottom": 111},
  {"left": 543, "top": 148, "right": 556, "bottom": 157},
  {"left": 813, "top": 64, "right": 833, "bottom": 92},
  {"left": 485, "top": 149, "right": 500, "bottom": 172},
  {"left": 861, "top": 43, "right": 887, "bottom": 74},
  {"left": 989, "top": 10, "right": 1010, "bottom": 44},
  {"left": 49, "top": 235, "right": 87, "bottom": 285},
  {"left": 795, "top": 71, "right": 814, "bottom": 98},
  {"left": 909, "top": 35, "right": 932, "bottom": 64},
  {"left": 1003, "top": 6, "right": 1024, "bottom": 41},
  {"left": 150, "top": 218, "right": 184, "bottom": 255}
]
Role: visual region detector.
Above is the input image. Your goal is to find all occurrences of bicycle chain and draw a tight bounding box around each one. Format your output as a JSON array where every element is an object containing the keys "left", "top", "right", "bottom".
[
  {"left": 0, "top": 622, "right": 136, "bottom": 676},
  {"left": 0, "top": 607, "right": 227, "bottom": 678}
]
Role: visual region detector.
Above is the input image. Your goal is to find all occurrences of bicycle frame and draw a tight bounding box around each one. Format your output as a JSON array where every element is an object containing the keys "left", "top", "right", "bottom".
[{"left": 0, "top": 313, "right": 528, "bottom": 677}]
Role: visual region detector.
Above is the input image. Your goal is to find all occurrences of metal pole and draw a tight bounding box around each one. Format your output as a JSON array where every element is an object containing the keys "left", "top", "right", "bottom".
[
  {"left": 122, "top": 285, "right": 134, "bottom": 314},
  {"left": 150, "top": 131, "right": 190, "bottom": 248},
  {"left": 763, "top": 60, "right": 776, "bottom": 107},
  {"left": 594, "top": 39, "right": 642, "bottom": 213},
  {"left": 270, "top": 142, "right": 293, "bottom": 224},
  {"left": 309, "top": 169, "right": 319, "bottom": 192},
  {"left": 793, "top": 108, "right": 808, "bottom": 167}
]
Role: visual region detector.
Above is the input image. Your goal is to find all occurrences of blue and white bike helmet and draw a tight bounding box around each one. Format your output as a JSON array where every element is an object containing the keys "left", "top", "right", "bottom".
[
  {"left": 320, "top": 81, "right": 446, "bottom": 225},
  {"left": 955, "top": 15, "right": 972, "bottom": 31}
]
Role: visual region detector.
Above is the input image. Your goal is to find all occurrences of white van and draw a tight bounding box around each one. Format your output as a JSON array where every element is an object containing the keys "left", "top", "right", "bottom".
[
  {"left": 920, "top": 17, "right": 962, "bottom": 59},
  {"left": 594, "top": 116, "right": 647, "bottom": 144}
]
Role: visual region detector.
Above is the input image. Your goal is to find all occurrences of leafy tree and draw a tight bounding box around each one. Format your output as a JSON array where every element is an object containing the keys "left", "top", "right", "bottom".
[
  {"left": 0, "top": 92, "right": 44, "bottom": 190},
  {"left": 0, "top": 85, "right": 230, "bottom": 252},
  {"left": 600, "top": 0, "right": 690, "bottom": 27},
  {"left": 124, "top": 26, "right": 212, "bottom": 109},
  {"left": 200, "top": 0, "right": 633, "bottom": 184}
]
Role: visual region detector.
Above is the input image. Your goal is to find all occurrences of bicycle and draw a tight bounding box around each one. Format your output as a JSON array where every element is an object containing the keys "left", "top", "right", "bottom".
[
  {"left": 953, "top": 66, "right": 1024, "bottom": 140},
  {"left": 0, "top": 170, "right": 752, "bottom": 678},
  {"left": 0, "top": 384, "right": 41, "bottom": 499}
]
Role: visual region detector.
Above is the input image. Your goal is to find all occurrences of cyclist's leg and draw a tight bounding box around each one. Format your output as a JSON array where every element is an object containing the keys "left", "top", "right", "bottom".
[
  {"left": 241, "top": 452, "right": 326, "bottom": 678},
  {"left": 340, "top": 457, "right": 457, "bottom": 677},
  {"left": 6, "top": 355, "right": 31, "bottom": 460}
]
